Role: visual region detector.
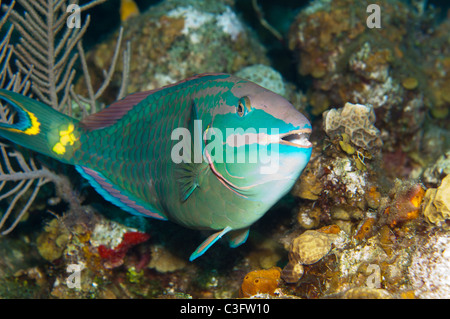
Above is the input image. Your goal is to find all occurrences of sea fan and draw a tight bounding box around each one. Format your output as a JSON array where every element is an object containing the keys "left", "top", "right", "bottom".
[{"left": 5, "top": 0, "right": 130, "bottom": 115}]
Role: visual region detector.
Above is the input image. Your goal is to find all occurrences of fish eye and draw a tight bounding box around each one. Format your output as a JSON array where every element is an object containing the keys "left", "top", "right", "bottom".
[
  {"left": 236, "top": 97, "right": 251, "bottom": 117},
  {"left": 237, "top": 101, "right": 245, "bottom": 117}
]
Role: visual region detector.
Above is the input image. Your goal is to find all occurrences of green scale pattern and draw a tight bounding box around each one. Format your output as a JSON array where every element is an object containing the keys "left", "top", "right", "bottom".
[{"left": 73, "top": 74, "right": 240, "bottom": 228}]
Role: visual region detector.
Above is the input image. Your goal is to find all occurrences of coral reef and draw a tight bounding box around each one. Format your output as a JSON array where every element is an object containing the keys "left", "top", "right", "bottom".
[
  {"left": 382, "top": 183, "right": 425, "bottom": 228},
  {"left": 234, "top": 64, "right": 307, "bottom": 112},
  {"left": 408, "top": 231, "right": 450, "bottom": 298},
  {"left": 97, "top": 232, "right": 150, "bottom": 269},
  {"left": 148, "top": 245, "right": 187, "bottom": 273},
  {"left": 354, "top": 217, "right": 376, "bottom": 241},
  {"left": 1, "top": 0, "right": 449, "bottom": 300},
  {"left": 422, "top": 150, "right": 450, "bottom": 184},
  {"left": 37, "top": 219, "right": 71, "bottom": 262},
  {"left": 342, "top": 287, "right": 392, "bottom": 299},
  {"left": 288, "top": 0, "right": 449, "bottom": 157},
  {"left": 235, "top": 64, "right": 286, "bottom": 97}
]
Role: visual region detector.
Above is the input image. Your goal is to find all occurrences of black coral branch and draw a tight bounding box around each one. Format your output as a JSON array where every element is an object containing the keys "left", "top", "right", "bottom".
[
  {"left": 0, "top": 144, "right": 54, "bottom": 235},
  {"left": 8, "top": 0, "right": 90, "bottom": 111},
  {"left": 5, "top": 0, "right": 130, "bottom": 116},
  {"left": 5, "top": 0, "right": 120, "bottom": 115}
]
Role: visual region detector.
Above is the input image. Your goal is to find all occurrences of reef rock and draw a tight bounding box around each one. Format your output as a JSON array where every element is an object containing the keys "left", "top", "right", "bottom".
[
  {"left": 343, "top": 287, "right": 392, "bottom": 299},
  {"left": 148, "top": 245, "right": 187, "bottom": 273},
  {"left": 81, "top": 0, "right": 268, "bottom": 100}
]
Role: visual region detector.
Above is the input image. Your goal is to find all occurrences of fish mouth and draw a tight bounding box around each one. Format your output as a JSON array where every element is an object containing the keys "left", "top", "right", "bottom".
[{"left": 279, "top": 128, "right": 312, "bottom": 148}]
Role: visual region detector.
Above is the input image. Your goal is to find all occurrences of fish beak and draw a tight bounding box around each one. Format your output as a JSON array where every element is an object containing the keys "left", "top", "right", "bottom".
[{"left": 279, "top": 128, "right": 312, "bottom": 148}]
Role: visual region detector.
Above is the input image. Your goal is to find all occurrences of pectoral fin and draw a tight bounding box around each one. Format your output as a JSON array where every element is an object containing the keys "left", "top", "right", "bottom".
[
  {"left": 189, "top": 226, "right": 232, "bottom": 261},
  {"left": 177, "top": 163, "right": 201, "bottom": 201},
  {"left": 228, "top": 227, "right": 250, "bottom": 248},
  {"left": 176, "top": 100, "right": 208, "bottom": 202}
]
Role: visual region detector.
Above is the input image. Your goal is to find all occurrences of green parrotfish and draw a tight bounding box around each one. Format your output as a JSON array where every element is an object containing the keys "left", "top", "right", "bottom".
[{"left": 0, "top": 73, "right": 312, "bottom": 261}]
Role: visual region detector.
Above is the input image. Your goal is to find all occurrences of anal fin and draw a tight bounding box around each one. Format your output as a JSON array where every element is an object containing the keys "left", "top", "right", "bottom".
[
  {"left": 189, "top": 226, "right": 232, "bottom": 261},
  {"left": 176, "top": 99, "right": 208, "bottom": 202},
  {"left": 76, "top": 165, "right": 167, "bottom": 221},
  {"left": 228, "top": 227, "right": 250, "bottom": 248}
]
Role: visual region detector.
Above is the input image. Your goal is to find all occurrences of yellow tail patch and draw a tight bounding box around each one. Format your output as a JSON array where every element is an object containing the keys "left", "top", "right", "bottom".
[{"left": 52, "top": 123, "right": 78, "bottom": 155}]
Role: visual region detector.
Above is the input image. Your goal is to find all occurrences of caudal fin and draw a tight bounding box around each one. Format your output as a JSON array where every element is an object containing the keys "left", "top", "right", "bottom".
[{"left": 0, "top": 89, "right": 80, "bottom": 164}]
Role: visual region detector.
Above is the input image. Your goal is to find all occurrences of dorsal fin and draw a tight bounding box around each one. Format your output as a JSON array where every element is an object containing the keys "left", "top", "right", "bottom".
[
  {"left": 80, "top": 91, "right": 153, "bottom": 131},
  {"left": 80, "top": 73, "right": 229, "bottom": 131}
]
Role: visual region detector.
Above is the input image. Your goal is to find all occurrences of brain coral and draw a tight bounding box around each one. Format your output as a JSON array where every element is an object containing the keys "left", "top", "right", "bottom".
[{"left": 323, "top": 102, "right": 382, "bottom": 150}]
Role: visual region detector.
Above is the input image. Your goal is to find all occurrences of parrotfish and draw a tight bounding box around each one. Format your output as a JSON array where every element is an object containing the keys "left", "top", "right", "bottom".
[{"left": 0, "top": 73, "right": 312, "bottom": 260}]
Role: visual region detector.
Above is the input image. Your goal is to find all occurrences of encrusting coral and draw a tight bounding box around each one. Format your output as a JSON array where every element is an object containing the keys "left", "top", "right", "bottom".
[{"left": 36, "top": 219, "right": 71, "bottom": 262}]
